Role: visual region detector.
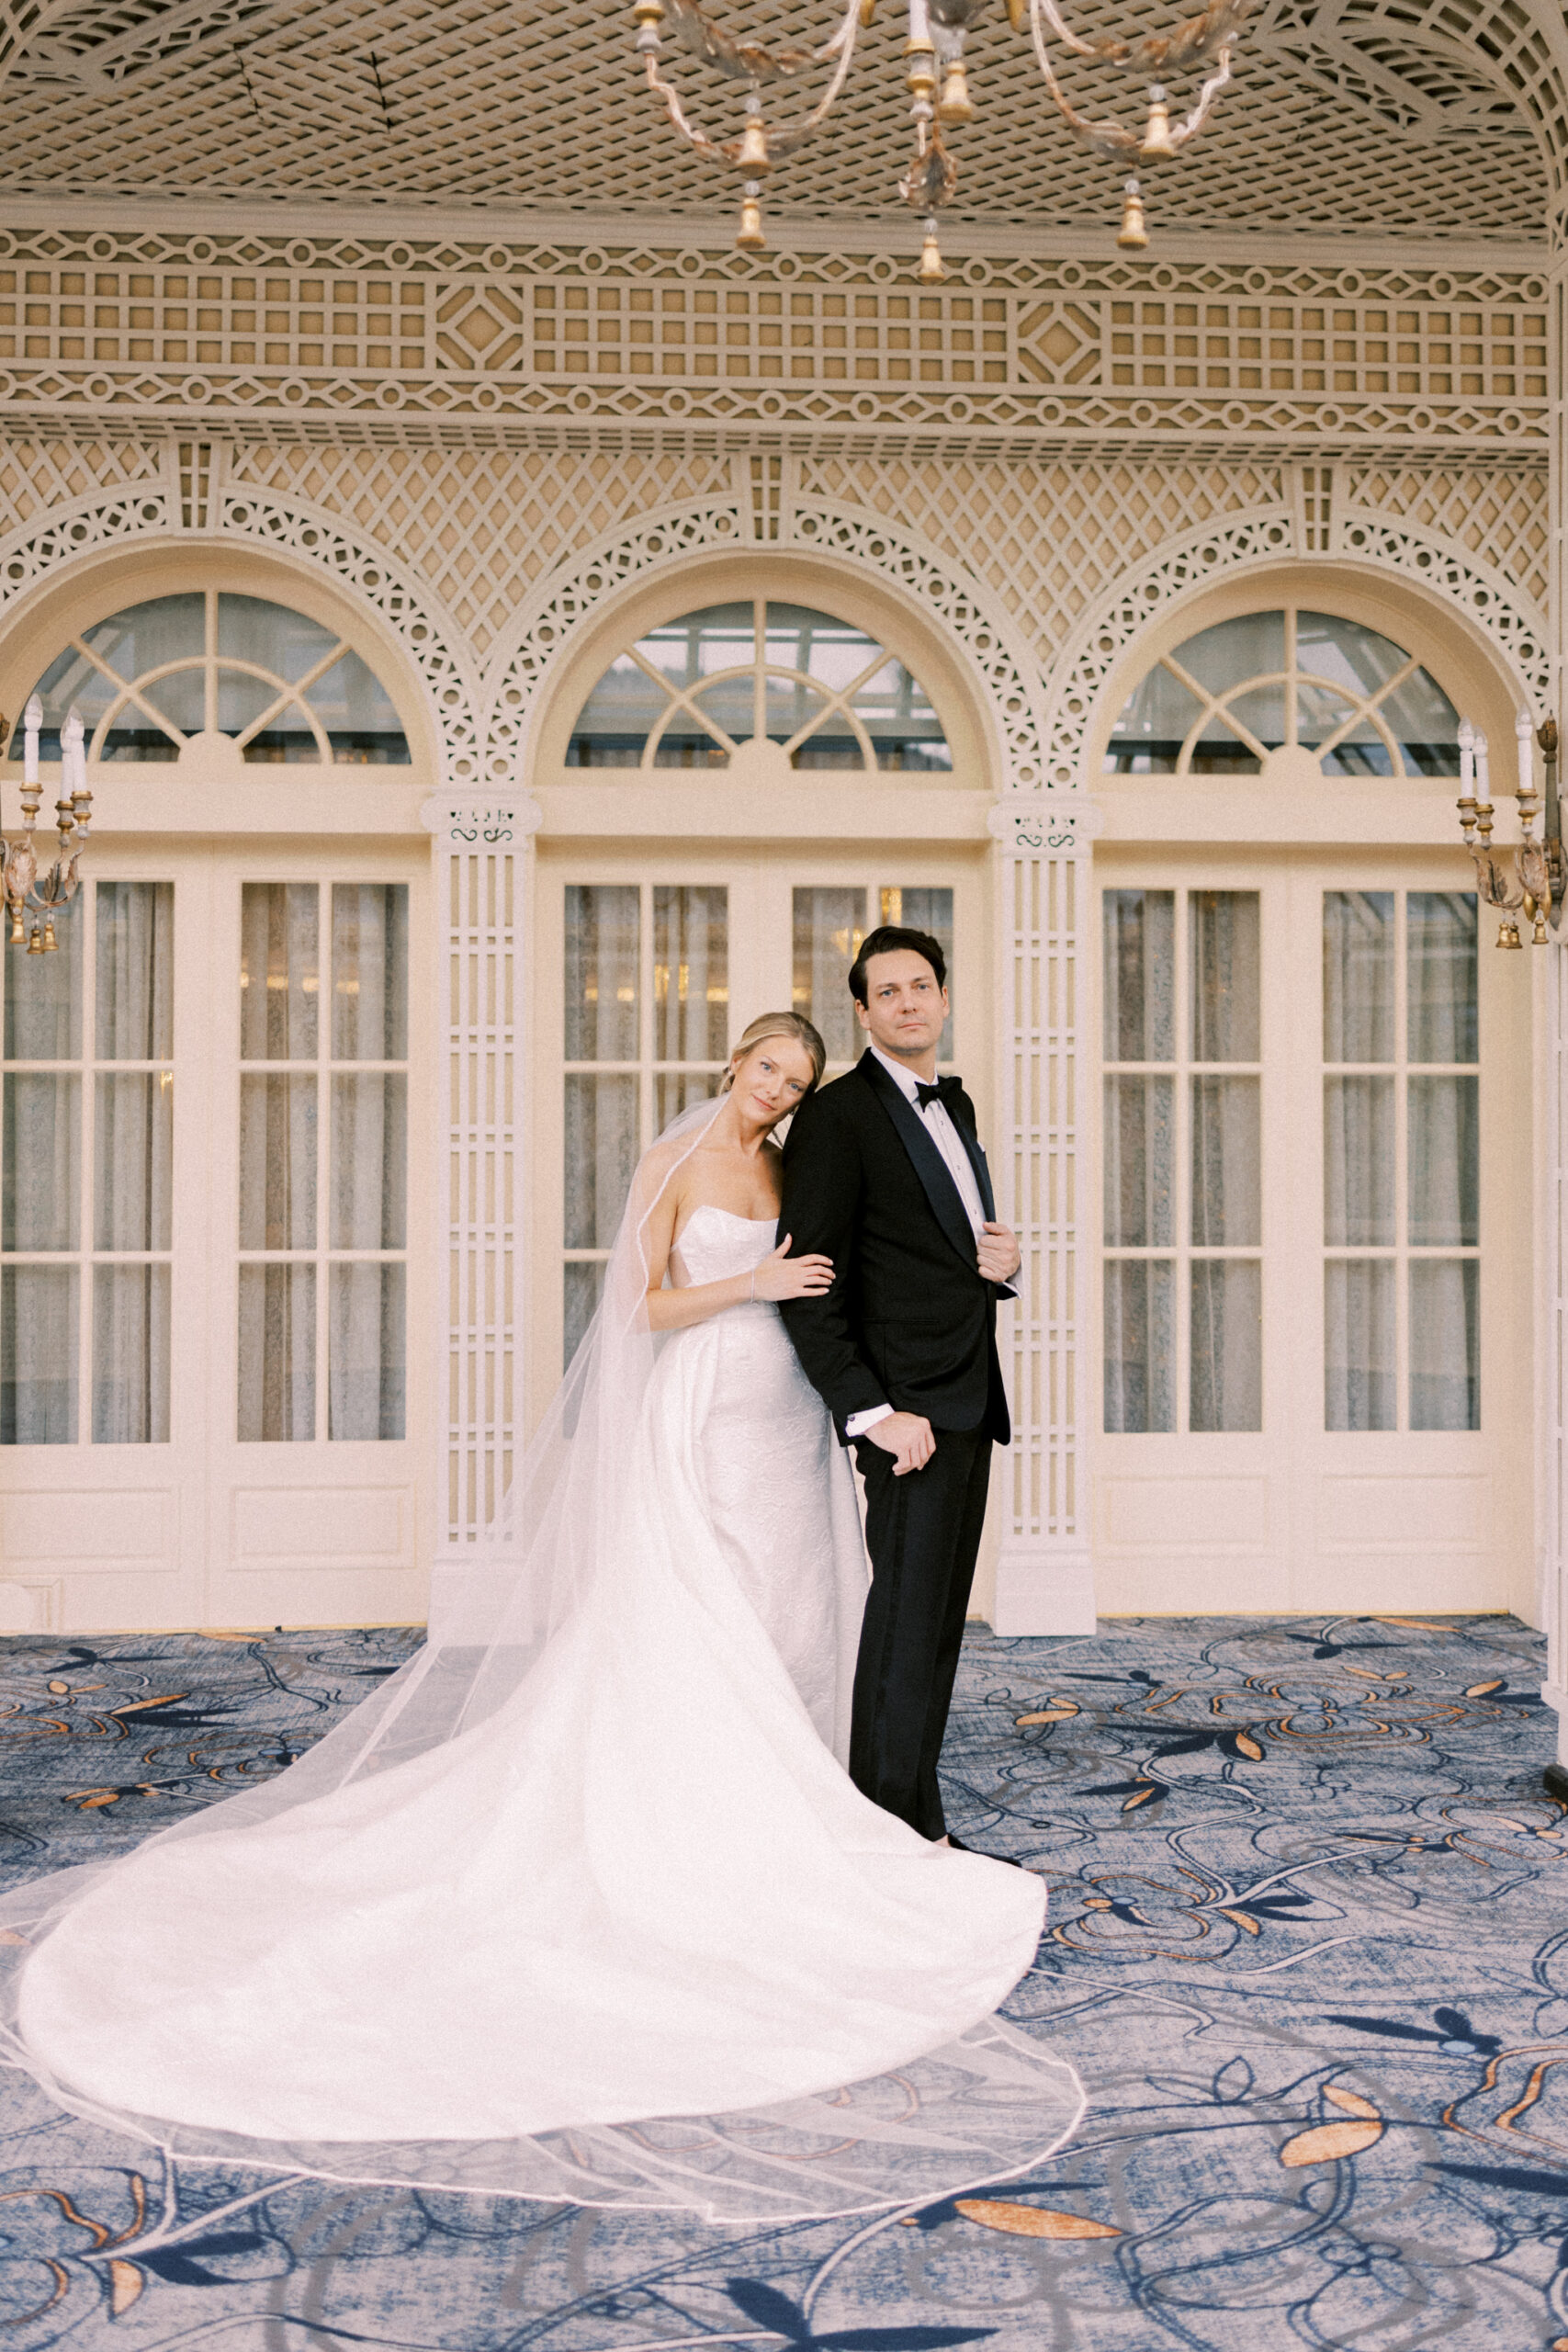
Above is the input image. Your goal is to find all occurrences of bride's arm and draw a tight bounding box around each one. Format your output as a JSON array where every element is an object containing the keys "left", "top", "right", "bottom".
[{"left": 640, "top": 1183, "right": 834, "bottom": 1332}]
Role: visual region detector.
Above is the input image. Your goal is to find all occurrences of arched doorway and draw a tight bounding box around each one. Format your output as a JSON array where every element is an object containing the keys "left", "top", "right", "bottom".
[
  {"left": 1089, "top": 580, "right": 1533, "bottom": 1617},
  {"left": 0, "top": 562, "right": 437, "bottom": 1632}
]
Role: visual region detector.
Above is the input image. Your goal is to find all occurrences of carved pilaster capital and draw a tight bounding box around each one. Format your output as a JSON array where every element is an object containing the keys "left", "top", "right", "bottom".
[
  {"left": 419, "top": 794, "right": 544, "bottom": 847},
  {"left": 987, "top": 797, "right": 1103, "bottom": 856}
]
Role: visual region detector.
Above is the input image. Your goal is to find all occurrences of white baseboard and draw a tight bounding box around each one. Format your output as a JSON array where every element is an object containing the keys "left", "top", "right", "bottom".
[{"left": 992, "top": 1550, "right": 1099, "bottom": 1637}]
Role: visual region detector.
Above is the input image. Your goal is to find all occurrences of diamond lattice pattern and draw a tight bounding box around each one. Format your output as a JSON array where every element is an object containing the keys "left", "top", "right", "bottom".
[{"left": 0, "top": 0, "right": 1561, "bottom": 242}]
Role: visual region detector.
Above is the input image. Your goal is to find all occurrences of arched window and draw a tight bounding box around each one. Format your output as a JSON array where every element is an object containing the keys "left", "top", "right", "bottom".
[
  {"left": 25, "top": 591, "right": 411, "bottom": 765},
  {"left": 568, "top": 600, "right": 952, "bottom": 772},
  {"left": 1105, "top": 608, "right": 1461, "bottom": 779}
]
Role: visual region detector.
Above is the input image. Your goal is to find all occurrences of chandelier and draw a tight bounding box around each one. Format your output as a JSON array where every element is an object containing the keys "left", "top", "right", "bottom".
[
  {"left": 633, "top": 0, "right": 1251, "bottom": 276},
  {"left": 1456, "top": 710, "right": 1562, "bottom": 950},
  {"left": 1, "top": 697, "right": 92, "bottom": 954}
]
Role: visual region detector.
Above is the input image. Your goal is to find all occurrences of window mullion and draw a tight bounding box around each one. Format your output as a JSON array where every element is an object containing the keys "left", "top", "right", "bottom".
[{"left": 205, "top": 589, "right": 218, "bottom": 736}]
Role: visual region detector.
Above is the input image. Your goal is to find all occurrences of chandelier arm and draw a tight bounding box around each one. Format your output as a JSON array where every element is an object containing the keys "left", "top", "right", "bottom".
[
  {"left": 762, "top": 1, "right": 863, "bottom": 156},
  {"left": 1030, "top": 0, "right": 1108, "bottom": 65},
  {"left": 1028, "top": 0, "right": 1139, "bottom": 157},
  {"left": 646, "top": 0, "right": 859, "bottom": 167},
  {"left": 1167, "top": 43, "right": 1235, "bottom": 145}
]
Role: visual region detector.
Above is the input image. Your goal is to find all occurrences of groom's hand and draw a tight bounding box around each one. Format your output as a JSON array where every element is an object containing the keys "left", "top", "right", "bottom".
[
  {"left": 978, "top": 1220, "right": 1022, "bottom": 1284},
  {"left": 867, "top": 1411, "right": 936, "bottom": 1477}
]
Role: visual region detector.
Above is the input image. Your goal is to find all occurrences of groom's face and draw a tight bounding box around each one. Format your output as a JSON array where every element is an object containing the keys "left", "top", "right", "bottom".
[{"left": 855, "top": 949, "right": 949, "bottom": 1062}]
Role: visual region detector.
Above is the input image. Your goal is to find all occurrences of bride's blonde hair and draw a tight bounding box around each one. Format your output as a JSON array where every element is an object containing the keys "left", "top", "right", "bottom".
[{"left": 722, "top": 1011, "right": 827, "bottom": 1096}]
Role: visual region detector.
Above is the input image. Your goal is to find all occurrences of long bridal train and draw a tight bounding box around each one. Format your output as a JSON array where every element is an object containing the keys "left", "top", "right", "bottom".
[{"left": 0, "top": 1102, "right": 1083, "bottom": 2221}]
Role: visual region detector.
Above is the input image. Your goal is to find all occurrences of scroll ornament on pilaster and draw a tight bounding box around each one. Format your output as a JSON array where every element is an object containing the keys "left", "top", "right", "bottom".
[
  {"left": 987, "top": 798, "right": 1103, "bottom": 855},
  {"left": 419, "top": 795, "right": 544, "bottom": 847}
]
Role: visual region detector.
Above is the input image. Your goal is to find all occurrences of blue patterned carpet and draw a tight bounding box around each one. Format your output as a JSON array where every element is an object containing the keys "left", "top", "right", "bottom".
[{"left": 0, "top": 1613, "right": 1564, "bottom": 2350}]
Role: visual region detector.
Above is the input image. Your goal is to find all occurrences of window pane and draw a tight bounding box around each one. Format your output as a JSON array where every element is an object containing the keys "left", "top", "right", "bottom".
[
  {"left": 1296, "top": 611, "right": 1410, "bottom": 696},
  {"left": 655, "top": 1072, "right": 723, "bottom": 1131},
  {"left": 0, "top": 1264, "right": 78, "bottom": 1442},
  {"left": 1190, "top": 1076, "right": 1260, "bottom": 1245},
  {"left": 1104, "top": 665, "right": 1202, "bottom": 774},
  {"left": 332, "top": 884, "right": 409, "bottom": 1062},
  {"left": 1325, "top": 1259, "right": 1395, "bottom": 1431},
  {"left": 28, "top": 646, "right": 125, "bottom": 762},
  {"left": 82, "top": 594, "right": 205, "bottom": 681},
  {"left": 1323, "top": 890, "right": 1393, "bottom": 1063},
  {"left": 4, "top": 893, "right": 81, "bottom": 1059},
  {"left": 1225, "top": 682, "right": 1288, "bottom": 751},
  {"left": 240, "top": 884, "right": 319, "bottom": 1061},
  {"left": 879, "top": 887, "right": 954, "bottom": 1056},
  {"left": 638, "top": 605, "right": 753, "bottom": 688},
  {"left": 1319, "top": 721, "right": 1394, "bottom": 780},
  {"left": 1408, "top": 1076, "right": 1478, "bottom": 1246},
  {"left": 238, "top": 1261, "right": 315, "bottom": 1442},
  {"left": 1294, "top": 681, "right": 1357, "bottom": 748},
  {"left": 1376, "top": 669, "right": 1461, "bottom": 776},
  {"left": 854, "top": 662, "right": 951, "bottom": 773},
  {"left": 564, "top": 885, "right": 637, "bottom": 1062},
  {"left": 2, "top": 1074, "right": 80, "bottom": 1249},
  {"left": 302, "top": 651, "right": 411, "bottom": 765},
  {"left": 764, "top": 605, "right": 880, "bottom": 690},
  {"left": 95, "top": 1075, "right": 174, "bottom": 1250},
  {"left": 214, "top": 666, "right": 285, "bottom": 741},
  {"left": 1190, "top": 1258, "right": 1262, "bottom": 1431},
  {"left": 1102, "top": 889, "right": 1174, "bottom": 1062},
  {"left": 564, "top": 1074, "right": 637, "bottom": 1250},
  {"left": 1190, "top": 892, "right": 1260, "bottom": 1063},
  {"left": 568, "top": 652, "right": 671, "bottom": 767},
  {"left": 694, "top": 674, "right": 758, "bottom": 743},
  {"left": 1171, "top": 611, "right": 1286, "bottom": 695},
  {"left": 1408, "top": 892, "right": 1477, "bottom": 1064},
  {"left": 96, "top": 882, "right": 174, "bottom": 1061},
  {"left": 792, "top": 888, "right": 865, "bottom": 1064},
  {"left": 1324, "top": 1077, "right": 1394, "bottom": 1246},
  {"left": 216, "top": 594, "right": 338, "bottom": 676},
  {"left": 1103, "top": 1075, "right": 1173, "bottom": 1247},
  {"left": 1410, "top": 1260, "right": 1479, "bottom": 1430},
  {"left": 138, "top": 665, "right": 207, "bottom": 737},
  {"left": 92, "top": 1264, "right": 170, "bottom": 1443},
  {"left": 331, "top": 1074, "right": 408, "bottom": 1250},
  {"left": 653, "top": 886, "right": 728, "bottom": 1063},
  {"left": 1104, "top": 1259, "right": 1173, "bottom": 1432},
  {"left": 239, "top": 1075, "right": 317, "bottom": 1250},
  {"left": 329, "top": 1262, "right": 405, "bottom": 1441},
  {"left": 564, "top": 1261, "right": 606, "bottom": 1370}
]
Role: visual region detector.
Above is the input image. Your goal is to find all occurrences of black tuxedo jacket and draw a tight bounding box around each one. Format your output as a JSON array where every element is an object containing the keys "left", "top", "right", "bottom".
[{"left": 778, "top": 1050, "right": 1011, "bottom": 1446}]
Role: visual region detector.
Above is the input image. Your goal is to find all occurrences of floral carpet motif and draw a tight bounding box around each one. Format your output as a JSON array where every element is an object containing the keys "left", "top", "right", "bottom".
[{"left": 0, "top": 1612, "right": 1564, "bottom": 2350}]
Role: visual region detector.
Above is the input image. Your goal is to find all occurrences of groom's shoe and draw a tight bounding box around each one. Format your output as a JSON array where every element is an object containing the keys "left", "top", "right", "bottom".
[{"left": 944, "top": 1833, "right": 1025, "bottom": 1869}]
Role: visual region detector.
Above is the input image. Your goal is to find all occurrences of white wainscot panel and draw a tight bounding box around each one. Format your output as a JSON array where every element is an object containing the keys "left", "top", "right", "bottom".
[
  {"left": 1103, "top": 1477, "right": 1270, "bottom": 1551},
  {"left": 231, "top": 1487, "right": 413, "bottom": 1569},
  {"left": 1317, "top": 1476, "right": 1489, "bottom": 1552},
  {"left": 0, "top": 1488, "right": 171, "bottom": 1564}
]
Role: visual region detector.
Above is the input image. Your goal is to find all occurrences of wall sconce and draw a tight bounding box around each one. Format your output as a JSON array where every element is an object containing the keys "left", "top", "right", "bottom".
[{"left": 1457, "top": 710, "right": 1561, "bottom": 948}]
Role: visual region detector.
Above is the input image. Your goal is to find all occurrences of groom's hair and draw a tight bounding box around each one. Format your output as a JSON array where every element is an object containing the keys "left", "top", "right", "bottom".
[{"left": 848, "top": 924, "right": 947, "bottom": 1006}]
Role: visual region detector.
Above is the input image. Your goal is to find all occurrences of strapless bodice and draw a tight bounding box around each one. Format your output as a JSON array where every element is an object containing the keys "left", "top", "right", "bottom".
[{"left": 670, "top": 1203, "right": 777, "bottom": 1289}]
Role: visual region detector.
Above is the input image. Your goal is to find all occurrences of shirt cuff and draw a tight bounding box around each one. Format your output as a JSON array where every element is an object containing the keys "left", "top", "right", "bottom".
[{"left": 845, "top": 1403, "right": 895, "bottom": 1438}]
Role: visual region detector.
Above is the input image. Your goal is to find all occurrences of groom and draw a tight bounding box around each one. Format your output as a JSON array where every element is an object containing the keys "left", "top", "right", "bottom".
[{"left": 779, "top": 925, "right": 1021, "bottom": 1852}]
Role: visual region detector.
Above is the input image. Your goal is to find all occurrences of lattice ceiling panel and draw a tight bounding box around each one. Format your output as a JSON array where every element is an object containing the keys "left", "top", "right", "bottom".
[{"left": 0, "top": 0, "right": 1555, "bottom": 241}]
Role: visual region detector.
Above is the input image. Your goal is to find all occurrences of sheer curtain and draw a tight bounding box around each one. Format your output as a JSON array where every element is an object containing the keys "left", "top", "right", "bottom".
[
  {"left": 1188, "top": 892, "right": 1261, "bottom": 1433},
  {"left": 1, "top": 883, "right": 173, "bottom": 1447},
  {"left": 92, "top": 883, "right": 174, "bottom": 1443}
]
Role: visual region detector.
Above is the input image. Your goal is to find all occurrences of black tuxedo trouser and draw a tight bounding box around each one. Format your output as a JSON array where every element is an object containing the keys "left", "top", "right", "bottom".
[{"left": 849, "top": 1424, "right": 993, "bottom": 1841}]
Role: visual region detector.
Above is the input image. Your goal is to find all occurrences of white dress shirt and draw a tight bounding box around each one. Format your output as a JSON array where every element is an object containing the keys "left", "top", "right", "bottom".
[{"left": 844, "top": 1045, "right": 988, "bottom": 1439}]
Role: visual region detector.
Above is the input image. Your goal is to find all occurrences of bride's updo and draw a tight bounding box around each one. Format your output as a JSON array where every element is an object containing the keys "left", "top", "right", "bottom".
[{"left": 722, "top": 1011, "right": 827, "bottom": 1096}]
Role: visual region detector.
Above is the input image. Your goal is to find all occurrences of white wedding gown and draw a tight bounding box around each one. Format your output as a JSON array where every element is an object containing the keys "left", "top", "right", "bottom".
[{"left": 11, "top": 1207, "right": 1071, "bottom": 2211}]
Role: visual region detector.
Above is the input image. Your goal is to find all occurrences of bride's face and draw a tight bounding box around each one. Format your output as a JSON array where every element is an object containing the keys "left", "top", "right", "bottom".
[{"left": 730, "top": 1037, "right": 817, "bottom": 1130}]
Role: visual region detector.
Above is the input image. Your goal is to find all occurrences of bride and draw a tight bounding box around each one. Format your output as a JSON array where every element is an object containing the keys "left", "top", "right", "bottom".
[{"left": 0, "top": 1013, "right": 1081, "bottom": 2221}]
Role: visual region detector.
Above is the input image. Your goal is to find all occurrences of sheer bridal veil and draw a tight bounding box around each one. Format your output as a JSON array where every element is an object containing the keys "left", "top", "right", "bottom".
[{"left": 0, "top": 1093, "right": 1082, "bottom": 2220}]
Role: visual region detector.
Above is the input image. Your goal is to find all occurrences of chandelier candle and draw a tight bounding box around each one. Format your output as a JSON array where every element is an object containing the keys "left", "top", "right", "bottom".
[{"left": 0, "top": 696, "right": 92, "bottom": 955}]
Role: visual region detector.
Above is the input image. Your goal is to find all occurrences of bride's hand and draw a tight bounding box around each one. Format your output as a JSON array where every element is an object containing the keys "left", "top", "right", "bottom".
[{"left": 751, "top": 1237, "right": 833, "bottom": 1303}]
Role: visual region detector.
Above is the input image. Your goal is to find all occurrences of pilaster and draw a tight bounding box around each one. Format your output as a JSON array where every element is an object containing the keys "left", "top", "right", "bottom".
[
  {"left": 420, "top": 791, "right": 542, "bottom": 1557},
  {"left": 988, "top": 797, "right": 1101, "bottom": 1636},
  {"left": 1542, "top": 244, "right": 1568, "bottom": 1778}
]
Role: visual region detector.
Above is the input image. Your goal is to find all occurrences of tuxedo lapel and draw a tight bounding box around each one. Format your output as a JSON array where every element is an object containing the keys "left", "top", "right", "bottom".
[
  {"left": 949, "top": 1095, "right": 997, "bottom": 1221},
  {"left": 857, "top": 1052, "right": 978, "bottom": 1274}
]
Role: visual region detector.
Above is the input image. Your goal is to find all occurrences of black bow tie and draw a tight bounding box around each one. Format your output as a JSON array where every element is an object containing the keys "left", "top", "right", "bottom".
[{"left": 914, "top": 1076, "right": 962, "bottom": 1112}]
